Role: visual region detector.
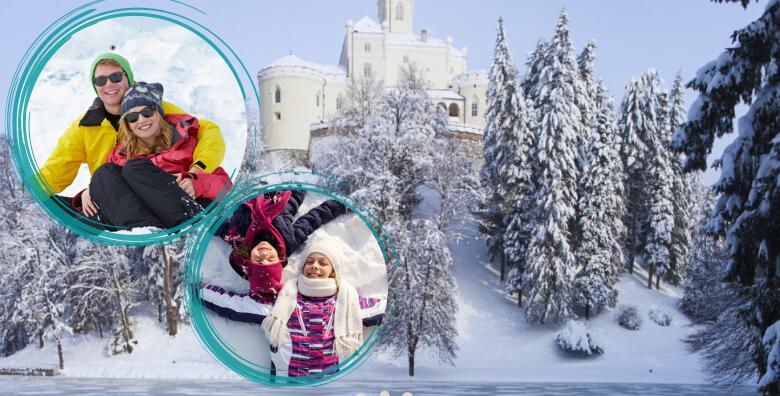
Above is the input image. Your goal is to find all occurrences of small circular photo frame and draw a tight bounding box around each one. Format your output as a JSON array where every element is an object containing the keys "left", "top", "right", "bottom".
[
  {"left": 6, "top": 1, "right": 259, "bottom": 245},
  {"left": 184, "top": 173, "right": 394, "bottom": 386}
]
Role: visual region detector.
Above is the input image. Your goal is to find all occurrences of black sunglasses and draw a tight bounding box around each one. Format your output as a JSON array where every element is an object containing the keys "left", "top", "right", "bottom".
[
  {"left": 93, "top": 71, "right": 125, "bottom": 87},
  {"left": 124, "top": 107, "right": 156, "bottom": 124}
]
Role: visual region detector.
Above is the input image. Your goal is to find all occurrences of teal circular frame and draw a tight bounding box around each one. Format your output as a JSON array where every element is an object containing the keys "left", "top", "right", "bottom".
[
  {"left": 4, "top": 0, "right": 260, "bottom": 245},
  {"left": 184, "top": 173, "right": 398, "bottom": 386}
]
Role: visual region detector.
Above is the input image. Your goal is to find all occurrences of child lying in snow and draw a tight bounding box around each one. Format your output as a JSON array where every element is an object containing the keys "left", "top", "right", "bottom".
[
  {"left": 201, "top": 238, "right": 385, "bottom": 378},
  {"left": 215, "top": 190, "right": 346, "bottom": 299}
]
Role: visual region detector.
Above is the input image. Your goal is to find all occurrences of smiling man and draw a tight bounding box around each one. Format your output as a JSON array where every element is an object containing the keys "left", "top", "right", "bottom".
[{"left": 37, "top": 52, "right": 226, "bottom": 215}]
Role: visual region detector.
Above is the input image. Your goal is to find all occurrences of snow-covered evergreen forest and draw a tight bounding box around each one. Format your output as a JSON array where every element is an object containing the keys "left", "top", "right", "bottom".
[
  {"left": 0, "top": 1, "right": 777, "bottom": 394},
  {"left": 472, "top": 2, "right": 779, "bottom": 394}
]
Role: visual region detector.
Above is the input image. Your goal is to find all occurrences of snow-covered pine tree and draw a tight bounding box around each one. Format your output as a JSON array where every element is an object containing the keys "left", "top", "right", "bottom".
[
  {"left": 573, "top": 85, "right": 626, "bottom": 319},
  {"left": 380, "top": 218, "right": 458, "bottom": 377},
  {"left": 618, "top": 70, "right": 666, "bottom": 277},
  {"left": 687, "top": 283, "right": 763, "bottom": 386},
  {"left": 671, "top": 2, "right": 780, "bottom": 392},
  {"left": 502, "top": 95, "right": 536, "bottom": 304},
  {"left": 481, "top": 17, "right": 525, "bottom": 279},
  {"left": 577, "top": 41, "right": 599, "bottom": 111},
  {"left": 574, "top": 40, "right": 598, "bottom": 167},
  {"left": 664, "top": 71, "right": 693, "bottom": 285},
  {"left": 482, "top": 17, "right": 536, "bottom": 288},
  {"left": 522, "top": 10, "right": 582, "bottom": 324},
  {"left": 644, "top": 136, "right": 675, "bottom": 290},
  {"left": 680, "top": 185, "right": 728, "bottom": 323},
  {"left": 522, "top": 38, "right": 548, "bottom": 101}
]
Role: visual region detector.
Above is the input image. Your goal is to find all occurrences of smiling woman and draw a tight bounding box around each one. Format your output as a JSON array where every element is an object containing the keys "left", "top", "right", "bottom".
[{"left": 76, "top": 81, "right": 232, "bottom": 229}]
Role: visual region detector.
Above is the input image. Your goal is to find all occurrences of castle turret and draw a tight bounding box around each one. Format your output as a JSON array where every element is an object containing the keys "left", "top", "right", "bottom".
[
  {"left": 258, "top": 55, "right": 346, "bottom": 151},
  {"left": 378, "top": 0, "right": 414, "bottom": 35},
  {"left": 452, "top": 70, "right": 488, "bottom": 128}
]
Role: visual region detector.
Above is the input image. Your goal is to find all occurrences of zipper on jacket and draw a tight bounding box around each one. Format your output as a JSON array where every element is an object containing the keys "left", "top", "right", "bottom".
[
  {"left": 296, "top": 306, "right": 308, "bottom": 337},
  {"left": 324, "top": 307, "right": 334, "bottom": 337}
]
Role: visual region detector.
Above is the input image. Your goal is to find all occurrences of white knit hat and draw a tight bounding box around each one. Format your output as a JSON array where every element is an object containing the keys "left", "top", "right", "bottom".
[{"left": 301, "top": 237, "right": 344, "bottom": 283}]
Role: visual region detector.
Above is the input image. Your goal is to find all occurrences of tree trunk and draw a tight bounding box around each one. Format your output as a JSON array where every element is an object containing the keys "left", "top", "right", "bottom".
[
  {"left": 408, "top": 338, "right": 417, "bottom": 377},
  {"left": 629, "top": 216, "right": 640, "bottom": 274},
  {"left": 38, "top": 331, "right": 44, "bottom": 349},
  {"left": 110, "top": 265, "right": 134, "bottom": 353},
  {"left": 517, "top": 292, "right": 522, "bottom": 308},
  {"left": 57, "top": 339, "right": 64, "bottom": 370},
  {"left": 626, "top": 182, "right": 642, "bottom": 275},
  {"left": 655, "top": 273, "right": 661, "bottom": 290},
  {"left": 160, "top": 246, "right": 178, "bottom": 336},
  {"left": 585, "top": 304, "right": 591, "bottom": 320},
  {"left": 499, "top": 252, "right": 506, "bottom": 282},
  {"left": 647, "top": 265, "right": 654, "bottom": 289}
]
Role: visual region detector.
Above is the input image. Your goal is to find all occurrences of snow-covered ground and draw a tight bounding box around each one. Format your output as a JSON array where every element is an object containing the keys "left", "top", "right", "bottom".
[
  {"left": 27, "top": 17, "right": 247, "bottom": 197},
  {"left": 356, "top": 222, "right": 706, "bottom": 384},
  {"left": 0, "top": 223, "right": 708, "bottom": 385}
]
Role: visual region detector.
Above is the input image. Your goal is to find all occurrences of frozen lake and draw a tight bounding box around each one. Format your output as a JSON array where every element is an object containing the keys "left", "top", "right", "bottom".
[{"left": 0, "top": 377, "right": 759, "bottom": 395}]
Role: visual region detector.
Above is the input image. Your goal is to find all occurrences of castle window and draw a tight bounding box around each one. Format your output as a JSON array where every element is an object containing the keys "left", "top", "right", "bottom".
[
  {"left": 396, "top": 2, "right": 404, "bottom": 20},
  {"left": 449, "top": 103, "right": 460, "bottom": 117},
  {"left": 336, "top": 97, "right": 344, "bottom": 110},
  {"left": 437, "top": 102, "right": 447, "bottom": 112},
  {"left": 316, "top": 91, "right": 321, "bottom": 107},
  {"left": 364, "top": 42, "right": 371, "bottom": 52},
  {"left": 274, "top": 111, "right": 281, "bottom": 121},
  {"left": 364, "top": 63, "right": 373, "bottom": 78},
  {"left": 274, "top": 86, "right": 282, "bottom": 103},
  {"left": 471, "top": 102, "right": 478, "bottom": 117},
  {"left": 403, "top": 55, "right": 409, "bottom": 63}
]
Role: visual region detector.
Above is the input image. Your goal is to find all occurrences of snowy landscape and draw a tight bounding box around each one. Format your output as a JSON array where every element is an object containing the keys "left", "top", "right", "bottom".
[{"left": 1, "top": 1, "right": 779, "bottom": 395}]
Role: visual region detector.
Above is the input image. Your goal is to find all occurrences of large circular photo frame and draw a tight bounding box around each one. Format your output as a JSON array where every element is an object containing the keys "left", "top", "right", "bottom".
[
  {"left": 184, "top": 172, "right": 396, "bottom": 386},
  {"left": 5, "top": 0, "right": 260, "bottom": 245}
]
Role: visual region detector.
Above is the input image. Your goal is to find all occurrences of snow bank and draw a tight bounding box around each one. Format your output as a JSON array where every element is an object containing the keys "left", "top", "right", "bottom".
[{"left": 555, "top": 320, "right": 603, "bottom": 356}]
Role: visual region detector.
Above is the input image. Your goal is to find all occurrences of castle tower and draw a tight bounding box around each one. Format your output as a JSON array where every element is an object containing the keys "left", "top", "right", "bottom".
[
  {"left": 453, "top": 70, "right": 489, "bottom": 128},
  {"left": 258, "top": 55, "right": 346, "bottom": 151},
  {"left": 378, "top": 0, "right": 414, "bottom": 35}
]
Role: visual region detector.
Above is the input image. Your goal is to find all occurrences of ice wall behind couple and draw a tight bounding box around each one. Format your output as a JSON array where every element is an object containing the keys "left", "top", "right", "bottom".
[{"left": 28, "top": 16, "right": 247, "bottom": 197}]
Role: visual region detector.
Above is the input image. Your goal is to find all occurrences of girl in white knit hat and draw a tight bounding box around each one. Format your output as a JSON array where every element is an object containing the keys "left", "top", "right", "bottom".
[
  {"left": 200, "top": 236, "right": 385, "bottom": 379},
  {"left": 262, "top": 237, "right": 376, "bottom": 378}
]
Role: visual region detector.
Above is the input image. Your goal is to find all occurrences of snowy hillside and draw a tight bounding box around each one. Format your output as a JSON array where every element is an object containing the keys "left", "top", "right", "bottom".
[
  {"left": 0, "top": 214, "right": 706, "bottom": 384},
  {"left": 357, "top": 221, "right": 706, "bottom": 383},
  {"left": 27, "top": 17, "right": 247, "bottom": 197}
]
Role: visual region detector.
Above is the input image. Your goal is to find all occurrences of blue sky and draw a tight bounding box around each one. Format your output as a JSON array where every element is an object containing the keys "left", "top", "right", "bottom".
[{"left": 1, "top": 0, "right": 767, "bottom": 183}]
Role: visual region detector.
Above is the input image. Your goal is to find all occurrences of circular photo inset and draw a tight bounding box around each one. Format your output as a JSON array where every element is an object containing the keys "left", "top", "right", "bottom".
[
  {"left": 23, "top": 15, "right": 247, "bottom": 242},
  {"left": 192, "top": 188, "right": 388, "bottom": 384}
]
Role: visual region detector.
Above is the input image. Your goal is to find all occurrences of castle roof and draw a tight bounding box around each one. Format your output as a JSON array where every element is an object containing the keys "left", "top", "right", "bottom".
[
  {"left": 259, "top": 54, "right": 346, "bottom": 82},
  {"left": 348, "top": 16, "right": 467, "bottom": 57},
  {"left": 352, "top": 16, "right": 382, "bottom": 33}
]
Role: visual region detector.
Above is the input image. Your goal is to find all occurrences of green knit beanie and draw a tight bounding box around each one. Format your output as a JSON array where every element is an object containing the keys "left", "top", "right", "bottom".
[{"left": 90, "top": 53, "right": 135, "bottom": 94}]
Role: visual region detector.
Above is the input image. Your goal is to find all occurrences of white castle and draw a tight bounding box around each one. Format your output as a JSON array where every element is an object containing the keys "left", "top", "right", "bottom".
[{"left": 258, "top": 0, "right": 487, "bottom": 154}]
